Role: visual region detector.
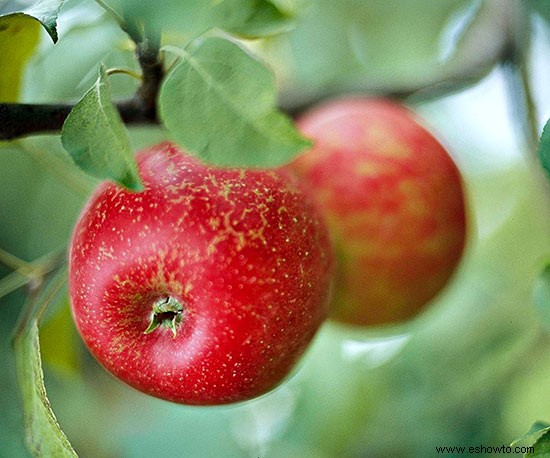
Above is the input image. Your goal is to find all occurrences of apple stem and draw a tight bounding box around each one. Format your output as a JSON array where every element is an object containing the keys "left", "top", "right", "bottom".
[{"left": 144, "top": 297, "right": 183, "bottom": 338}]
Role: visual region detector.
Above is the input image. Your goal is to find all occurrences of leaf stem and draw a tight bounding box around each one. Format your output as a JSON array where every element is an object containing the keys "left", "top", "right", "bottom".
[
  {"left": 105, "top": 67, "right": 143, "bottom": 80},
  {"left": 0, "top": 247, "right": 67, "bottom": 301},
  {"left": 0, "top": 247, "right": 33, "bottom": 272},
  {"left": 0, "top": 272, "right": 31, "bottom": 300}
]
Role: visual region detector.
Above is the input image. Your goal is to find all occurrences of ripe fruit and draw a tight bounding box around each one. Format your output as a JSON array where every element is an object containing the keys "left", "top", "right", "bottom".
[
  {"left": 69, "top": 142, "right": 333, "bottom": 405},
  {"left": 285, "top": 97, "right": 467, "bottom": 326}
]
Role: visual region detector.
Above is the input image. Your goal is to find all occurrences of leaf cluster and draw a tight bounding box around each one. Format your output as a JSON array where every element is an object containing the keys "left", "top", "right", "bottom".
[{"left": 2, "top": 0, "right": 309, "bottom": 189}]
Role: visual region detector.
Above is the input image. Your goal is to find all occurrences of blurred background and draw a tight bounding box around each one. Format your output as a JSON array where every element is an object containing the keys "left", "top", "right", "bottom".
[{"left": 1, "top": 0, "right": 550, "bottom": 456}]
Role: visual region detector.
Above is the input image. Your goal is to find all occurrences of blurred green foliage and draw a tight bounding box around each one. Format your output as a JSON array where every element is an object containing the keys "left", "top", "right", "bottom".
[
  {"left": 256, "top": 0, "right": 526, "bottom": 110},
  {"left": 1, "top": 0, "right": 550, "bottom": 457},
  {"left": 115, "top": 0, "right": 300, "bottom": 40}
]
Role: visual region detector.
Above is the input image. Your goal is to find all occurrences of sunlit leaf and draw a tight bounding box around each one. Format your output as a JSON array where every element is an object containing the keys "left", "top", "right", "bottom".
[
  {"left": 539, "top": 119, "right": 550, "bottom": 180},
  {"left": 0, "top": 15, "right": 41, "bottom": 101},
  {"left": 40, "top": 297, "right": 81, "bottom": 377},
  {"left": 0, "top": 0, "right": 65, "bottom": 43},
  {"left": 61, "top": 65, "right": 143, "bottom": 191},
  {"left": 159, "top": 37, "right": 310, "bottom": 167}
]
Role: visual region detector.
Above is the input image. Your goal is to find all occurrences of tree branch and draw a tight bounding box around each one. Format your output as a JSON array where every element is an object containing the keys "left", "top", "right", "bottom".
[
  {"left": 0, "top": 103, "right": 71, "bottom": 140},
  {"left": 133, "top": 24, "right": 163, "bottom": 122},
  {"left": 0, "top": 99, "right": 156, "bottom": 140}
]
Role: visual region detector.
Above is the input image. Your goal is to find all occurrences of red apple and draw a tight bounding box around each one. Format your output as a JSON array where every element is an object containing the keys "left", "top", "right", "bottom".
[
  {"left": 69, "top": 142, "right": 333, "bottom": 405},
  {"left": 285, "top": 97, "right": 467, "bottom": 326}
]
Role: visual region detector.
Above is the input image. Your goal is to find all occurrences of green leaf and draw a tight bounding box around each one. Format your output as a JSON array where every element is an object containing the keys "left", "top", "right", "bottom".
[
  {"left": 533, "top": 264, "right": 550, "bottom": 331},
  {"left": 159, "top": 37, "right": 310, "bottom": 167},
  {"left": 13, "top": 264, "right": 77, "bottom": 458},
  {"left": 61, "top": 66, "right": 143, "bottom": 191},
  {"left": 527, "top": 430, "right": 550, "bottom": 457},
  {"left": 14, "top": 321, "right": 78, "bottom": 458},
  {"left": 512, "top": 421, "right": 550, "bottom": 447},
  {"left": 539, "top": 119, "right": 550, "bottom": 180},
  {"left": 0, "top": 0, "right": 65, "bottom": 43}
]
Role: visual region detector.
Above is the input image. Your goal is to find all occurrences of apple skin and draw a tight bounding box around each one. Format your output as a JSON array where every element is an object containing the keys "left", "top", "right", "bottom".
[
  {"left": 69, "top": 142, "right": 333, "bottom": 405},
  {"left": 284, "top": 97, "right": 467, "bottom": 326}
]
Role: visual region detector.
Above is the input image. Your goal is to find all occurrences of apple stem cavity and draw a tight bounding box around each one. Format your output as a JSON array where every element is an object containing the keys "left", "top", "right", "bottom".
[{"left": 144, "top": 296, "right": 184, "bottom": 338}]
